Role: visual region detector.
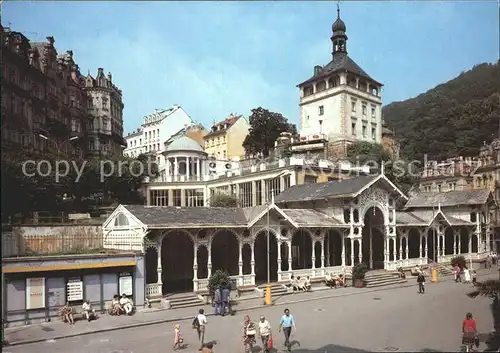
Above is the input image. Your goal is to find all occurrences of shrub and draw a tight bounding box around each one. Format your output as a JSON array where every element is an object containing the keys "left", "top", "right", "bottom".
[
  {"left": 210, "top": 194, "right": 238, "bottom": 207},
  {"left": 451, "top": 255, "right": 466, "bottom": 269},
  {"left": 352, "top": 262, "right": 368, "bottom": 282},
  {"left": 208, "top": 269, "right": 230, "bottom": 297}
]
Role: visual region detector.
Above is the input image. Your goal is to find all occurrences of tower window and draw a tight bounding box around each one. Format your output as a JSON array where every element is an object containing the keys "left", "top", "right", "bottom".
[
  {"left": 351, "top": 122, "right": 356, "bottom": 136},
  {"left": 362, "top": 104, "right": 367, "bottom": 116},
  {"left": 318, "top": 106, "right": 324, "bottom": 116},
  {"left": 351, "top": 101, "right": 356, "bottom": 113},
  {"left": 371, "top": 127, "right": 376, "bottom": 139},
  {"left": 362, "top": 125, "right": 367, "bottom": 138},
  {"left": 371, "top": 105, "right": 376, "bottom": 119}
]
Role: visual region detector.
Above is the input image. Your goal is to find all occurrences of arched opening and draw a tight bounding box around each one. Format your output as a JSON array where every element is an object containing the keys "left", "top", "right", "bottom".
[
  {"left": 345, "top": 239, "right": 352, "bottom": 266},
  {"left": 389, "top": 238, "right": 395, "bottom": 261},
  {"left": 362, "top": 206, "right": 385, "bottom": 269},
  {"left": 161, "top": 231, "right": 194, "bottom": 293},
  {"left": 408, "top": 228, "right": 420, "bottom": 259},
  {"left": 444, "top": 228, "right": 454, "bottom": 255},
  {"left": 325, "top": 230, "right": 342, "bottom": 266},
  {"left": 471, "top": 233, "right": 478, "bottom": 253},
  {"left": 280, "top": 242, "right": 289, "bottom": 272},
  {"left": 427, "top": 229, "right": 437, "bottom": 262},
  {"left": 254, "top": 230, "right": 278, "bottom": 283},
  {"left": 145, "top": 247, "right": 158, "bottom": 284},
  {"left": 395, "top": 235, "right": 400, "bottom": 260},
  {"left": 401, "top": 237, "right": 407, "bottom": 259},
  {"left": 460, "top": 227, "right": 469, "bottom": 254},
  {"left": 211, "top": 230, "right": 239, "bottom": 276},
  {"left": 197, "top": 246, "right": 208, "bottom": 279},
  {"left": 354, "top": 240, "right": 360, "bottom": 264},
  {"left": 421, "top": 235, "right": 427, "bottom": 258},
  {"left": 114, "top": 213, "right": 129, "bottom": 227},
  {"left": 242, "top": 243, "right": 252, "bottom": 275},
  {"left": 292, "top": 230, "right": 312, "bottom": 269},
  {"left": 314, "top": 242, "right": 322, "bottom": 268}
]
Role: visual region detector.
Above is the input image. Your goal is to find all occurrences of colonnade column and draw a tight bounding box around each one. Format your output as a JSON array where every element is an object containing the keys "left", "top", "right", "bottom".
[
  {"left": 311, "top": 239, "right": 317, "bottom": 270},
  {"left": 277, "top": 240, "right": 282, "bottom": 281},
  {"left": 405, "top": 236, "right": 409, "bottom": 260},
  {"left": 174, "top": 157, "right": 179, "bottom": 180},
  {"left": 207, "top": 242, "right": 212, "bottom": 278},
  {"left": 193, "top": 243, "right": 198, "bottom": 291},
  {"left": 441, "top": 233, "right": 445, "bottom": 257},
  {"left": 358, "top": 237, "right": 363, "bottom": 264},
  {"left": 156, "top": 235, "right": 163, "bottom": 286},
  {"left": 197, "top": 158, "right": 201, "bottom": 181},
  {"left": 453, "top": 230, "right": 458, "bottom": 255},
  {"left": 350, "top": 238, "right": 355, "bottom": 265},
  {"left": 419, "top": 232, "right": 423, "bottom": 259},
  {"left": 424, "top": 235, "right": 428, "bottom": 259},
  {"left": 250, "top": 242, "right": 255, "bottom": 282},
  {"left": 457, "top": 232, "right": 461, "bottom": 255},
  {"left": 341, "top": 234, "right": 346, "bottom": 267},
  {"left": 321, "top": 237, "right": 326, "bottom": 274},
  {"left": 287, "top": 240, "right": 292, "bottom": 272},
  {"left": 186, "top": 156, "right": 190, "bottom": 179},
  {"left": 238, "top": 241, "right": 243, "bottom": 277}
]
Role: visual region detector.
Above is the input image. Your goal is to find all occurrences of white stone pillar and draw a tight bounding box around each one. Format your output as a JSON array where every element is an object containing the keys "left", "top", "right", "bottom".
[
  {"left": 287, "top": 240, "right": 292, "bottom": 271},
  {"left": 419, "top": 232, "right": 423, "bottom": 259},
  {"left": 358, "top": 238, "right": 363, "bottom": 264},
  {"left": 458, "top": 232, "right": 461, "bottom": 254},
  {"left": 207, "top": 241, "right": 212, "bottom": 278},
  {"left": 321, "top": 237, "right": 326, "bottom": 271},
  {"left": 251, "top": 242, "right": 255, "bottom": 276},
  {"left": 405, "top": 236, "right": 409, "bottom": 260},
  {"left": 238, "top": 240, "right": 243, "bottom": 276},
  {"left": 156, "top": 234, "right": 164, "bottom": 293},
  {"left": 174, "top": 157, "right": 179, "bottom": 180},
  {"left": 277, "top": 240, "right": 282, "bottom": 281},
  {"left": 441, "top": 233, "right": 445, "bottom": 257},
  {"left": 398, "top": 236, "right": 403, "bottom": 261},
  {"left": 166, "top": 158, "right": 171, "bottom": 176},
  {"left": 424, "top": 235, "right": 428, "bottom": 259},
  {"left": 186, "top": 156, "right": 190, "bottom": 180},
  {"left": 197, "top": 158, "right": 201, "bottom": 181},
  {"left": 341, "top": 234, "right": 346, "bottom": 267},
  {"left": 312, "top": 239, "right": 316, "bottom": 270},
  {"left": 193, "top": 243, "right": 198, "bottom": 291}
]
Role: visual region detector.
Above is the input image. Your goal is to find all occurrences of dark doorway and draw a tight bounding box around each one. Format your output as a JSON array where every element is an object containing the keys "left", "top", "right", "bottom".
[
  {"left": 362, "top": 206, "right": 385, "bottom": 269},
  {"left": 211, "top": 230, "right": 239, "bottom": 276},
  {"left": 254, "top": 231, "right": 278, "bottom": 283},
  {"left": 161, "top": 231, "right": 194, "bottom": 294},
  {"left": 292, "top": 230, "right": 312, "bottom": 269},
  {"left": 145, "top": 247, "right": 158, "bottom": 284}
]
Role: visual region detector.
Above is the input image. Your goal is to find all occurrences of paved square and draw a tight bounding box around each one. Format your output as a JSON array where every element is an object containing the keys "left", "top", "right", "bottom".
[{"left": 5, "top": 275, "right": 497, "bottom": 353}]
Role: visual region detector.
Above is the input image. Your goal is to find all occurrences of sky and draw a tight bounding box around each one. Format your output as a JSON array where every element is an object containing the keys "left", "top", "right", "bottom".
[{"left": 3, "top": 1, "right": 499, "bottom": 134}]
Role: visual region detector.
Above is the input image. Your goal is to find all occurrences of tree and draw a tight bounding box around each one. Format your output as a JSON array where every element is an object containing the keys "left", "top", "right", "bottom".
[
  {"left": 346, "top": 141, "right": 391, "bottom": 166},
  {"left": 210, "top": 193, "right": 238, "bottom": 207},
  {"left": 243, "top": 107, "right": 297, "bottom": 158}
]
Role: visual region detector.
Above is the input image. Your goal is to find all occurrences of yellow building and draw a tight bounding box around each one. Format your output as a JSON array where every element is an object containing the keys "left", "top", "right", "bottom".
[{"left": 203, "top": 114, "right": 249, "bottom": 160}]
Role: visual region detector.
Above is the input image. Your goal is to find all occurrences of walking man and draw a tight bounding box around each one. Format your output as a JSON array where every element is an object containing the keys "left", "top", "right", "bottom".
[
  {"left": 258, "top": 315, "right": 272, "bottom": 353},
  {"left": 278, "top": 308, "right": 296, "bottom": 351},
  {"left": 417, "top": 270, "right": 426, "bottom": 294},
  {"left": 194, "top": 308, "right": 207, "bottom": 349}
]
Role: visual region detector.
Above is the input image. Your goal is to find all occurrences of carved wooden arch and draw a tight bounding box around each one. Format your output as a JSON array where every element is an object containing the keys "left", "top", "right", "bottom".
[
  {"left": 210, "top": 228, "right": 242, "bottom": 243},
  {"left": 161, "top": 228, "right": 196, "bottom": 245},
  {"left": 253, "top": 227, "right": 280, "bottom": 242}
]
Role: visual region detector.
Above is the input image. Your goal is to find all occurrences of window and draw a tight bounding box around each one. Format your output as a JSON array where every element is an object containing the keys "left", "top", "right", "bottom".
[
  {"left": 437, "top": 184, "right": 441, "bottom": 192},
  {"left": 265, "top": 177, "right": 281, "bottom": 203},
  {"left": 371, "top": 105, "right": 376, "bottom": 119},
  {"left": 173, "top": 190, "right": 181, "bottom": 206},
  {"left": 351, "top": 100, "right": 356, "bottom": 113},
  {"left": 371, "top": 127, "right": 376, "bottom": 139},
  {"left": 470, "top": 212, "right": 477, "bottom": 223},
  {"left": 362, "top": 104, "right": 367, "bottom": 116},
  {"left": 239, "top": 182, "right": 253, "bottom": 208},
  {"left": 362, "top": 125, "right": 367, "bottom": 138},
  {"left": 318, "top": 105, "right": 324, "bottom": 116},
  {"left": 185, "top": 189, "right": 204, "bottom": 207},
  {"left": 304, "top": 175, "right": 317, "bottom": 184},
  {"left": 150, "top": 190, "right": 168, "bottom": 206},
  {"left": 351, "top": 122, "right": 356, "bottom": 136}
]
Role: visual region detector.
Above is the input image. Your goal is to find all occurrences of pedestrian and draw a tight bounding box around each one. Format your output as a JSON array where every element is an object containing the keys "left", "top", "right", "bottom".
[
  {"left": 173, "top": 323, "right": 184, "bottom": 350},
  {"left": 222, "top": 285, "right": 230, "bottom": 316},
  {"left": 193, "top": 308, "right": 207, "bottom": 350},
  {"left": 243, "top": 315, "right": 256, "bottom": 353},
  {"left": 258, "top": 315, "right": 272, "bottom": 353},
  {"left": 278, "top": 308, "right": 296, "bottom": 351},
  {"left": 462, "top": 312, "right": 478, "bottom": 351},
  {"left": 417, "top": 270, "right": 425, "bottom": 294},
  {"left": 213, "top": 286, "right": 221, "bottom": 315}
]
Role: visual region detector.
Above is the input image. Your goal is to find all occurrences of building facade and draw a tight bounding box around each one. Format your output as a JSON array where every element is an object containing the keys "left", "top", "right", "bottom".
[
  {"left": 123, "top": 105, "right": 198, "bottom": 159},
  {"left": 296, "top": 7, "right": 383, "bottom": 159},
  {"left": 103, "top": 175, "right": 493, "bottom": 299},
  {"left": 85, "top": 69, "right": 125, "bottom": 157},
  {"left": 418, "top": 156, "right": 477, "bottom": 192},
  {"left": 1, "top": 25, "right": 124, "bottom": 159},
  {"left": 203, "top": 114, "right": 249, "bottom": 160}
]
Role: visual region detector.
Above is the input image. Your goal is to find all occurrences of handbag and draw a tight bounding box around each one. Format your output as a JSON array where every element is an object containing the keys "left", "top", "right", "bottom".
[{"left": 267, "top": 336, "right": 273, "bottom": 349}]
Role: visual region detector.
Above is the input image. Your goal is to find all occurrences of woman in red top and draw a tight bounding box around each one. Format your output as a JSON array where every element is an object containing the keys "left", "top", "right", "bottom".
[{"left": 462, "top": 312, "right": 477, "bottom": 350}]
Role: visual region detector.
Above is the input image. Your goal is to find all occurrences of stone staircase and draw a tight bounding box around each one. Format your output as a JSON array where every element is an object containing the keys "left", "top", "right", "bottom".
[
  {"left": 257, "top": 283, "right": 289, "bottom": 298},
  {"left": 166, "top": 293, "right": 204, "bottom": 310},
  {"left": 427, "top": 258, "right": 454, "bottom": 276},
  {"left": 364, "top": 270, "right": 407, "bottom": 288}
]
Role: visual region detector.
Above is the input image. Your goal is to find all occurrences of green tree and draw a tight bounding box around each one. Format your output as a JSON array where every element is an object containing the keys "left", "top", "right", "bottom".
[
  {"left": 210, "top": 193, "right": 238, "bottom": 207},
  {"left": 243, "top": 107, "right": 297, "bottom": 158}
]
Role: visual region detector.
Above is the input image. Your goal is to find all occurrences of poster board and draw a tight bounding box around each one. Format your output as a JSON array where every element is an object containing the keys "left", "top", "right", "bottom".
[
  {"left": 26, "top": 277, "right": 45, "bottom": 310},
  {"left": 67, "top": 277, "right": 83, "bottom": 302},
  {"left": 119, "top": 272, "right": 133, "bottom": 296}
]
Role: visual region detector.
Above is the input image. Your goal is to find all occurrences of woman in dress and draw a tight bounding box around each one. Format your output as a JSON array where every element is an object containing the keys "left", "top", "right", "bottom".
[
  {"left": 242, "top": 314, "right": 256, "bottom": 353},
  {"left": 462, "top": 312, "right": 477, "bottom": 351},
  {"left": 463, "top": 267, "right": 472, "bottom": 284}
]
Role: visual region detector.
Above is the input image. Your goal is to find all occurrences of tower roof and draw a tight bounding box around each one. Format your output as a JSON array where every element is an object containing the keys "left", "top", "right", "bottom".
[{"left": 332, "top": 5, "right": 346, "bottom": 32}]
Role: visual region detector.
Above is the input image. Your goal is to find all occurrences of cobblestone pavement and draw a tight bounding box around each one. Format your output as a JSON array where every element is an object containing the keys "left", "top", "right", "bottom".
[{"left": 4, "top": 271, "right": 498, "bottom": 353}]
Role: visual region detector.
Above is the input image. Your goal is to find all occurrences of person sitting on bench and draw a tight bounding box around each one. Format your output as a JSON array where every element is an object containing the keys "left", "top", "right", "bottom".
[
  {"left": 325, "top": 272, "right": 335, "bottom": 288},
  {"left": 335, "top": 274, "right": 345, "bottom": 288},
  {"left": 289, "top": 275, "right": 300, "bottom": 292},
  {"left": 82, "top": 300, "right": 97, "bottom": 321},
  {"left": 120, "top": 294, "right": 134, "bottom": 315},
  {"left": 304, "top": 276, "right": 312, "bottom": 291},
  {"left": 296, "top": 276, "right": 306, "bottom": 292},
  {"left": 59, "top": 302, "right": 75, "bottom": 325}
]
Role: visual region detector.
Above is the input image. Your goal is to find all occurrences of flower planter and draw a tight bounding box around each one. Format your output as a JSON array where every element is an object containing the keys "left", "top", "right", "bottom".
[{"left": 354, "top": 279, "right": 365, "bottom": 288}]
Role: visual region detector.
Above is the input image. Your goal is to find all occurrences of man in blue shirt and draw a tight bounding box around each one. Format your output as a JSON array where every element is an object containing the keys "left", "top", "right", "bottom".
[{"left": 278, "top": 308, "right": 296, "bottom": 351}]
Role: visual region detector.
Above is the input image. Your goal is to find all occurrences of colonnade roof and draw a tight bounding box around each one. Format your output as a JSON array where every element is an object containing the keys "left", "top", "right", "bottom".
[
  {"left": 396, "top": 209, "right": 474, "bottom": 227},
  {"left": 404, "top": 189, "right": 492, "bottom": 209}
]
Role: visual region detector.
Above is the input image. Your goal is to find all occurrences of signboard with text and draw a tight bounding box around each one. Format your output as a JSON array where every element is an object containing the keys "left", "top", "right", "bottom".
[
  {"left": 26, "top": 277, "right": 45, "bottom": 309},
  {"left": 67, "top": 278, "right": 83, "bottom": 302},
  {"left": 119, "top": 273, "right": 133, "bottom": 296}
]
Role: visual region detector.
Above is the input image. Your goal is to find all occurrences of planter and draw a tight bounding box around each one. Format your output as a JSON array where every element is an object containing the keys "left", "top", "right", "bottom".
[{"left": 354, "top": 279, "right": 365, "bottom": 288}]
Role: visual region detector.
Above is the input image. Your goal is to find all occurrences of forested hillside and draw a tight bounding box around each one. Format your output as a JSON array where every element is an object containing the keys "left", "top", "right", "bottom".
[{"left": 383, "top": 61, "right": 500, "bottom": 161}]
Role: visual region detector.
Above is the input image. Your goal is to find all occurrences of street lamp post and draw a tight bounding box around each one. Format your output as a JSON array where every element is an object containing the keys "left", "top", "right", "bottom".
[{"left": 39, "top": 134, "right": 78, "bottom": 159}]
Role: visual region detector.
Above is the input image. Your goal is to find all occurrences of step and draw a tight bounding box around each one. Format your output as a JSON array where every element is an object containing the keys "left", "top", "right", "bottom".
[
  {"left": 365, "top": 279, "right": 408, "bottom": 288},
  {"left": 169, "top": 297, "right": 201, "bottom": 305},
  {"left": 166, "top": 293, "right": 200, "bottom": 300},
  {"left": 170, "top": 301, "right": 205, "bottom": 310}
]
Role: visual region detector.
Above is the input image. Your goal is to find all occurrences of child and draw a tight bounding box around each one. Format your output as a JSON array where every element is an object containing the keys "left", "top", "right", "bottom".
[
  {"left": 471, "top": 269, "right": 477, "bottom": 285},
  {"left": 173, "top": 323, "right": 184, "bottom": 350}
]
